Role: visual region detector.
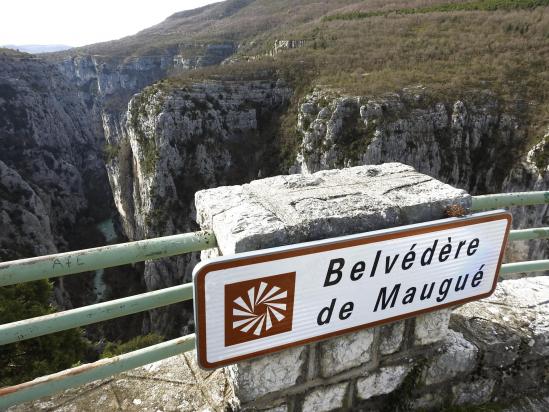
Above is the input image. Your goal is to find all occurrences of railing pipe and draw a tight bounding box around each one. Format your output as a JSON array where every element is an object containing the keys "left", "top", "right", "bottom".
[
  {"left": 508, "top": 227, "right": 549, "bottom": 241},
  {"left": 0, "top": 334, "right": 196, "bottom": 410},
  {"left": 471, "top": 191, "right": 549, "bottom": 211},
  {"left": 500, "top": 260, "right": 549, "bottom": 276},
  {"left": 0, "top": 231, "right": 216, "bottom": 287},
  {"left": 0, "top": 283, "right": 193, "bottom": 345}
]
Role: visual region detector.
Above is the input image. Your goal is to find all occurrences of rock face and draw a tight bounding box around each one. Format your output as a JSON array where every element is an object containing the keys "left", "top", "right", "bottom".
[
  {"left": 51, "top": 43, "right": 236, "bottom": 112},
  {"left": 0, "top": 160, "right": 56, "bottom": 259},
  {"left": 0, "top": 52, "right": 115, "bottom": 309},
  {"left": 173, "top": 43, "right": 236, "bottom": 70},
  {"left": 106, "top": 80, "right": 291, "bottom": 336},
  {"left": 55, "top": 55, "right": 173, "bottom": 111},
  {"left": 292, "top": 87, "right": 548, "bottom": 263},
  {"left": 271, "top": 39, "right": 306, "bottom": 55},
  {"left": 103, "top": 80, "right": 545, "bottom": 336},
  {"left": 0, "top": 53, "right": 111, "bottom": 261}
]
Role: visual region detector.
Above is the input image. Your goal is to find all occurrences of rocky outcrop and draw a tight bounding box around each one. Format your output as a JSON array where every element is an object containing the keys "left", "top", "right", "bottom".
[
  {"left": 0, "top": 53, "right": 112, "bottom": 256},
  {"left": 292, "top": 87, "right": 548, "bottom": 263},
  {"left": 51, "top": 43, "right": 236, "bottom": 111},
  {"left": 502, "top": 136, "right": 548, "bottom": 266},
  {"left": 271, "top": 39, "right": 306, "bottom": 55},
  {"left": 173, "top": 43, "right": 236, "bottom": 70},
  {"left": 102, "top": 81, "right": 545, "bottom": 335},
  {"left": 0, "top": 52, "right": 114, "bottom": 309},
  {"left": 0, "top": 161, "right": 56, "bottom": 260},
  {"left": 55, "top": 55, "right": 172, "bottom": 109},
  {"left": 106, "top": 80, "right": 291, "bottom": 336}
]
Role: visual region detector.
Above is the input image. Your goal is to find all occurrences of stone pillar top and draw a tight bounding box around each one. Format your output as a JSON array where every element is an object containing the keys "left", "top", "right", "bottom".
[
  {"left": 194, "top": 163, "right": 472, "bottom": 410},
  {"left": 195, "top": 163, "right": 470, "bottom": 256}
]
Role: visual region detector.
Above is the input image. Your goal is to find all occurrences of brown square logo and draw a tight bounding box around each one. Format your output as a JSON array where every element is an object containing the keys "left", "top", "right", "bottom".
[{"left": 225, "top": 272, "right": 295, "bottom": 347}]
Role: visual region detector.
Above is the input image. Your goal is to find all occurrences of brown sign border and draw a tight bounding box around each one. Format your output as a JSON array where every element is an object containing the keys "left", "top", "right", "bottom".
[{"left": 194, "top": 211, "right": 512, "bottom": 369}]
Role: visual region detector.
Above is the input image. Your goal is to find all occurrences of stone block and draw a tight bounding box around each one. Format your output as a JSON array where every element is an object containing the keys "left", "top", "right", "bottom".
[
  {"left": 424, "top": 330, "right": 478, "bottom": 385},
  {"left": 412, "top": 393, "right": 445, "bottom": 410},
  {"left": 356, "top": 365, "right": 411, "bottom": 400},
  {"left": 195, "top": 163, "right": 470, "bottom": 256},
  {"left": 414, "top": 309, "right": 451, "bottom": 345},
  {"left": 449, "top": 315, "right": 520, "bottom": 368},
  {"left": 379, "top": 320, "right": 406, "bottom": 355},
  {"left": 320, "top": 329, "right": 374, "bottom": 377},
  {"left": 231, "top": 346, "right": 307, "bottom": 403},
  {"left": 243, "top": 404, "right": 288, "bottom": 412},
  {"left": 452, "top": 378, "right": 495, "bottom": 406},
  {"left": 451, "top": 277, "right": 549, "bottom": 364},
  {"left": 302, "top": 382, "right": 348, "bottom": 412}
]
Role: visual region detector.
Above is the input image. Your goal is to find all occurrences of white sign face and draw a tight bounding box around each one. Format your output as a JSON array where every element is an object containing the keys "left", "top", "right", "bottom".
[{"left": 193, "top": 211, "right": 511, "bottom": 368}]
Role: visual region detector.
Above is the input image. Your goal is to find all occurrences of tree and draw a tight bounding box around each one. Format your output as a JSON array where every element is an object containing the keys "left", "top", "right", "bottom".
[{"left": 0, "top": 279, "right": 89, "bottom": 386}]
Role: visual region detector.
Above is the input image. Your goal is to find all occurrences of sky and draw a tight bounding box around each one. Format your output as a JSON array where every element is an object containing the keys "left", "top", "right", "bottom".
[{"left": 0, "top": 0, "right": 220, "bottom": 47}]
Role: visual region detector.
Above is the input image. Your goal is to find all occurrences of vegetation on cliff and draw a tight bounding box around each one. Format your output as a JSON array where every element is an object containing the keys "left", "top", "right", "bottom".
[
  {"left": 0, "top": 280, "right": 88, "bottom": 386},
  {"left": 160, "top": 0, "right": 548, "bottom": 171}
]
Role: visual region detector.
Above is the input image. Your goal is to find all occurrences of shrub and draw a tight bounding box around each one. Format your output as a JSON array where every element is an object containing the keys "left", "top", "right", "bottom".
[{"left": 103, "top": 143, "right": 120, "bottom": 162}]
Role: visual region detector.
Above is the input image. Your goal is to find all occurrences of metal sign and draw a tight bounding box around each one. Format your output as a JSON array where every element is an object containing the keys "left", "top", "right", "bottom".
[{"left": 193, "top": 210, "right": 511, "bottom": 368}]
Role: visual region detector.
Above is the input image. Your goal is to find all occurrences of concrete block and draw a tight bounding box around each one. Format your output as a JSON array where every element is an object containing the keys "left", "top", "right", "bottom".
[{"left": 195, "top": 163, "right": 470, "bottom": 256}]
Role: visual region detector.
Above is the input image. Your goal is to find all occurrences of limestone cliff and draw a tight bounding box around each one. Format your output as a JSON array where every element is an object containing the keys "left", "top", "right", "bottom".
[
  {"left": 292, "top": 87, "right": 548, "bottom": 263},
  {"left": 103, "top": 79, "right": 547, "bottom": 337},
  {"left": 106, "top": 80, "right": 291, "bottom": 336},
  {"left": 50, "top": 43, "right": 236, "bottom": 110},
  {"left": 0, "top": 52, "right": 114, "bottom": 306}
]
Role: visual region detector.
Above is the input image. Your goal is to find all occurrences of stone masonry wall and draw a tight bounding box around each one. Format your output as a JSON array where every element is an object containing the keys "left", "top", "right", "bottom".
[
  {"left": 195, "top": 163, "right": 549, "bottom": 411},
  {"left": 195, "top": 163, "right": 476, "bottom": 411}
]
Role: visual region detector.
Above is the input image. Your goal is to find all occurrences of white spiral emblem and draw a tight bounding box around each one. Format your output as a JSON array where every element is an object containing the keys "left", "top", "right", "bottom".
[{"left": 232, "top": 281, "right": 288, "bottom": 337}]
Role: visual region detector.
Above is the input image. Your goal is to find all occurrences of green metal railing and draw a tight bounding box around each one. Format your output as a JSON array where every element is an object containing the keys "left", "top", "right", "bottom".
[
  {"left": 0, "top": 334, "right": 196, "bottom": 408},
  {"left": 0, "top": 231, "right": 213, "bottom": 409},
  {"left": 471, "top": 191, "right": 549, "bottom": 211},
  {"left": 471, "top": 191, "right": 549, "bottom": 277},
  {"left": 0, "top": 283, "right": 194, "bottom": 346},
  {"left": 0, "top": 230, "right": 216, "bottom": 287},
  {"left": 0, "top": 190, "right": 548, "bottom": 409}
]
